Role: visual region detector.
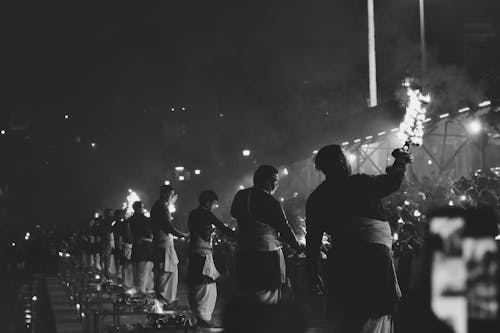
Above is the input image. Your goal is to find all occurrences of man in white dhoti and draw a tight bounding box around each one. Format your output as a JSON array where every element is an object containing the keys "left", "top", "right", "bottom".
[
  {"left": 151, "top": 185, "right": 188, "bottom": 305},
  {"left": 187, "top": 190, "right": 236, "bottom": 327}
]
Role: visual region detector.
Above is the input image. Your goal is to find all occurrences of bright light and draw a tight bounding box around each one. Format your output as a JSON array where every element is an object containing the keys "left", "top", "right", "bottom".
[
  {"left": 178, "top": 175, "right": 185, "bottom": 181},
  {"left": 478, "top": 100, "right": 491, "bottom": 107},
  {"left": 25, "top": 232, "right": 30, "bottom": 240},
  {"left": 94, "top": 212, "right": 99, "bottom": 218},
  {"left": 458, "top": 107, "right": 470, "bottom": 113},
  {"left": 346, "top": 152, "right": 356, "bottom": 163},
  {"left": 76, "top": 304, "right": 81, "bottom": 311},
  {"left": 460, "top": 195, "right": 467, "bottom": 201},
  {"left": 194, "top": 169, "right": 201, "bottom": 175},
  {"left": 448, "top": 200, "right": 454, "bottom": 206},
  {"left": 439, "top": 113, "right": 449, "bottom": 119},
  {"left": 242, "top": 149, "right": 251, "bottom": 157},
  {"left": 164, "top": 180, "right": 170, "bottom": 185},
  {"left": 1, "top": 129, "right": 5, "bottom": 135},
  {"left": 313, "top": 150, "right": 319, "bottom": 154},
  {"left": 64, "top": 114, "right": 69, "bottom": 119},
  {"left": 393, "top": 233, "right": 399, "bottom": 241},
  {"left": 65, "top": 253, "right": 70, "bottom": 258},
  {"left": 428, "top": 160, "right": 432, "bottom": 165},
  {"left": 182, "top": 107, "right": 186, "bottom": 111},
  {"left": 171, "top": 107, "right": 175, "bottom": 112},
  {"left": 219, "top": 113, "right": 224, "bottom": 118},
  {"left": 11, "top": 242, "right": 15, "bottom": 247},
  {"left": 353, "top": 138, "right": 361, "bottom": 143},
  {"left": 365, "top": 135, "right": 373, "bottom": 140},
  {"left": 91, "top": 142, "right": 96, "bottom": 148},
  {"left": 280, "top": 197, "right": 285, "bottom": 202},
  {"left": 239, "top": 185, "right": 245, "bottom": 190},
  {"left": 282, "top": 168, "right": 289, "bottom": 176},
  {"left": 413, "top": 210, "right": 421, "bottom": 217},
  {"left": 466, "top": 119, "right": 482, "bottom": 135},
  {"left": 377, "top": 131, "right": 386, "bottom": 136},
  {"left": 168, "top": 204, "right": 176, "bottom": 213},
  {"left": 495, "top": 234, "right": 500, "bottom": 241},
  {"left": 175, "top": 166, "right": 184, "bottom": 172},
  {"left": 32, "top": 296, "right": 38, "bottom": 302},
  {"left": 341, "top": 141, "right": 349, "bottom": 146},
  {"left": 404, "top": 200, "right": 410, "bottom": 206},
  {"left": 58, "top": 252, "right": 63, "bottom": 257},
  {"left": 398, "top": 217, "right": 404, "bottom": 224},
  {"left": 124, "top": 190, "right": 142, "bottom": 216},
  {"left": 397, "top": 78, "right": 430, "bottom": 146}
]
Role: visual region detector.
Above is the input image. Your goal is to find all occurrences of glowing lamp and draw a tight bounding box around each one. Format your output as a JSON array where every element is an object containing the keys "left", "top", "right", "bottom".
[
  {"left": 164, "top": 180, "right": 170, "bottom": 185},
  {"left": 32, "top": 296, "right": 38, "bottom": 302},
  {"left": 1, "top": 129, "right": 5, "bottom": 135},
  {"left": 404, "top": 200, "right": 410, "bottom": 206},
  {"left": 460, "top": 195, "right": 467, "bottom": 201},
  {"left": 313, "top": 150, "right": 319, "bottom": 154},
  {"left": 64, "top": 114, "right": 69, "bottom": 119},
  {"left": 282, "top": 168, "right": 289, "bottom": 176},
  {"left": 448, "top": 200, "right": 454, "bottom": 206},
  {"left": 194, "top": 169, "right": 201, "bottom": 175},
  {"left": 413, "top": 210, "right": 421, "bottom": 217},
  {"left": 175, "top": 166, "right": 184, "bottom": 172},
  {"left": 242, "top": 149, "right": 251, "bottom": 157},
  {"left": 466, "top": 119, "right": 482, "bottom": 135},
  {"left": 91, "top": 142, "right": 96, "bottom": 148},
  {"left": 428, "top": 160, "right": 432, "bottom": 165},
  {"left": 178, "top": 175, "right": 185, "bottom": 181},
  {"left": 94, "top": 212, "right": 99, "bottom": 218},
  {"left": 11, "top": 242, "right": 16, "bottom": 247},
  {"left": 239, "top": 185, "right": 245, "bottom": 190},
  {"left": 393, "top": 233, "right": 399, "bottom": 241}
]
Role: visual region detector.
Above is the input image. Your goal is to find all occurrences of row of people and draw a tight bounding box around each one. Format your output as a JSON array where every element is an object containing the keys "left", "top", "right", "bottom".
[{"left": 78, "top": 144, "right": 413, "bottom": 332}]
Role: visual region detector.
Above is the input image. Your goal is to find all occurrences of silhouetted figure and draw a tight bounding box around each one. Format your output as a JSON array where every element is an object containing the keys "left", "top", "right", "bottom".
[
  {"left": 128, "top": 201, "right": 153, "bottom": 294},
  {"left": 306, "top": 144, "right": 413, "bottom": 333},
  {"left": 231, "top": 165, "right": 304, "bottom": 304},
  {"left": 187, "top": 190, "right": 236, "bottom": 327},
  {"left": 151, "top": 185, "right": 188, "bottom": 304}
]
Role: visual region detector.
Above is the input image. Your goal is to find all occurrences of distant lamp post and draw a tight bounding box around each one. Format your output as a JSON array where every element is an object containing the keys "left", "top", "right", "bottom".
[
  {"left": 1, "top": 129, "right": 5, "bottom": 135},
  {"left": 242, "top": 149, "right": 251, "bottom": 157},
  {"left": 175, "top": 166, "right": 184, "bottom": 172},
  {"left": 194, "top": 169, "right": 201, "bottom": 175}
]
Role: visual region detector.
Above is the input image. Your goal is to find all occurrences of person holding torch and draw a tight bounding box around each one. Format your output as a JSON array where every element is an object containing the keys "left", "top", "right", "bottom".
[{"left": 306, "top": 145, "right": 413, "bottom": 333}]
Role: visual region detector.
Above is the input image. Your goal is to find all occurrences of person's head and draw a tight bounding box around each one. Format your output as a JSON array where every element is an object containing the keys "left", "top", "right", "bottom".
[
  {"left": 114, "top": 209, "right": 125, "bottom": 220},
  {"left": 314, "top": 144, "right": 351, "bottom": 179},
  {"left": 159, "top": 184, "right": 174, "bottom": 202},
  {"left": 253, "top": 165, "right": 279, "bottom": 193},
  {"left": 104, "top": 208, "right": 113, "bottom": 219},
  {"left": 199, "top": 190, "right": 219, "bottom": 212},
  {"left": 132, "top": 201, "right": 143, "bottom": 214}
]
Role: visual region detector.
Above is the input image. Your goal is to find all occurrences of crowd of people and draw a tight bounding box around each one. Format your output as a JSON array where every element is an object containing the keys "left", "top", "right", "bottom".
[{"left": 8, "top": 145, "right": 500, "bottom": 332}]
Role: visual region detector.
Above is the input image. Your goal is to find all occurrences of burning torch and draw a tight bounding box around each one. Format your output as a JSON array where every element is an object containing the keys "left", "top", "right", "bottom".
[{"left": 397, "top": 77, "right": 430, "bottom": 151}]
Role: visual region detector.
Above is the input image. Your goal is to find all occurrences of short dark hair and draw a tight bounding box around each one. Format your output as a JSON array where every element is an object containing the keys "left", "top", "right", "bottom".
[
  {"left": 132, "top": 201, "right": 143, "bottom": 211},
  {"left": 199, "top": 190, "right": 219, "bottom": 206},
  {"left": 253, "top": 165, "right": 279, "bottom": 186},
  {"left": 314, "top": 144, "right": 350, "bottom": 177}
]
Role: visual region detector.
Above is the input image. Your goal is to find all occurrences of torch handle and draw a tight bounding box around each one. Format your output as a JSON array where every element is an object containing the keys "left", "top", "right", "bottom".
[{"left": 402, "top": 141, "right": 410, "bottom": 152}]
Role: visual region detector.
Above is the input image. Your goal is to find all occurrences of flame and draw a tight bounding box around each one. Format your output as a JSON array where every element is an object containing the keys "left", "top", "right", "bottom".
[
  {"left": 122, "top": 189, "right": 150, "bottom": 217},
  {"left": 398, "top": 78, "right": 430, "bottom": 146}
]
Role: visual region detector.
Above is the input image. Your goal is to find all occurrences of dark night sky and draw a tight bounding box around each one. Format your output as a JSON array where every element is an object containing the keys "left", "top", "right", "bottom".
[{"left": 1, "top": 0, "right": 499, "bottom": 228}]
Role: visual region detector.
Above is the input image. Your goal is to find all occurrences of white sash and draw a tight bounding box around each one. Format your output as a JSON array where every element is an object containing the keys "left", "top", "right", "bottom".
[
  {"left": 202, "top": 253, "right": 220, "bottom": 280},
  {"left": 163, "top": 234, "right": 179, "bottom": 272}
]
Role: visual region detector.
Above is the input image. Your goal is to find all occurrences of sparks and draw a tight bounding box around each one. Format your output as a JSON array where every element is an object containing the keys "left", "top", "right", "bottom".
[{"left": 397, "top": 78, "right": 430, "bottom": 146}]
